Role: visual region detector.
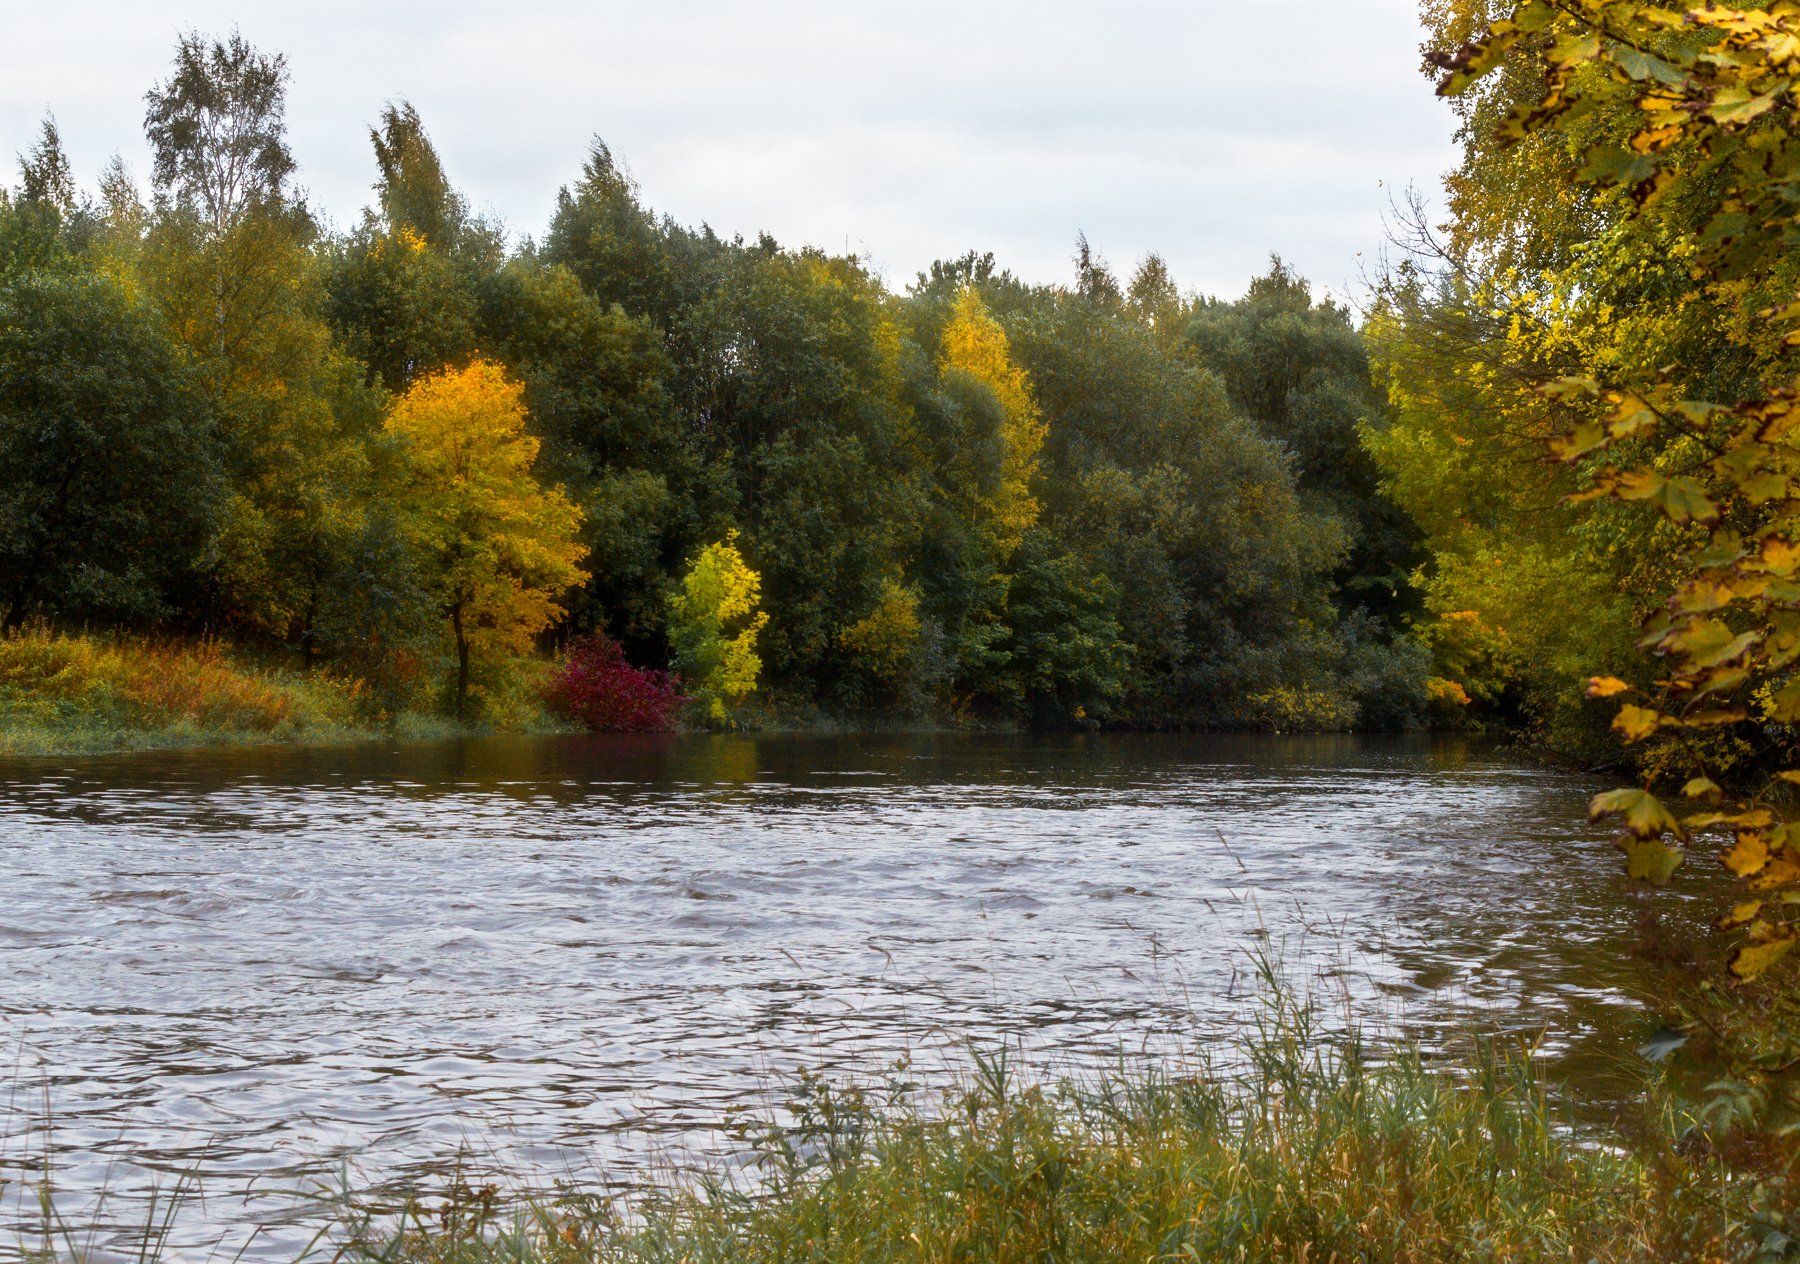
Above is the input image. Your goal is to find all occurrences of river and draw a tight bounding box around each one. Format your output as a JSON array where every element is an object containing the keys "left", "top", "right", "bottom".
[{"left": 0, "top": 732, "right": 1682, "bottom": 1257}]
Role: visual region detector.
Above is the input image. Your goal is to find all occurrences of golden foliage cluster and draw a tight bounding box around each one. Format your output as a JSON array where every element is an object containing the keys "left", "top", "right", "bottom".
[{"left": 1440, "top": 1, "right": 1800, "bottom": 979}]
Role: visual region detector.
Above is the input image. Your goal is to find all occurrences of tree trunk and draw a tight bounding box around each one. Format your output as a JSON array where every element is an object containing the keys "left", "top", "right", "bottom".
[
  {"left": 450, "top": 601, "right": 469, "bottom": 720},
  {"left": 299, "top": 586, "right": 318, "bottom": 671}
]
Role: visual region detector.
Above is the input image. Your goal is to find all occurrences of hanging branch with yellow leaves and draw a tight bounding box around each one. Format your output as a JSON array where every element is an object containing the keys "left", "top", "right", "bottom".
[{"left": 1434, "top": 0, "right": 1800, "bottom": 979}]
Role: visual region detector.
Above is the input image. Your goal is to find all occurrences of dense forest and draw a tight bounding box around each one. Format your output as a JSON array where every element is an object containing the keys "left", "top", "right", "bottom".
[
  {"left": 0, "top": 32, "right": 1433, "bottom": 733},
  {"left": 8, "top": 13, "right": 1796, "bottom": 770}
]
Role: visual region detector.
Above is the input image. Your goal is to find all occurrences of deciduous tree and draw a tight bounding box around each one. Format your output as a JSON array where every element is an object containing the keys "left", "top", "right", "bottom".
[
  {"left": 386, "top": 360, "right": 587, "bottom": 716},
  {"left": 668, "top": 529, "right": 767, "bottom": 725}
]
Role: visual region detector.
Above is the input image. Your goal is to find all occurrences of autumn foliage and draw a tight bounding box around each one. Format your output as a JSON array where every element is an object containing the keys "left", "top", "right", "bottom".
[
  {"left": 2, "top": 28, "right": 1432, "bottom": 741},
  {"left": 386, "top": 360, "right": 587, "bottom": 716},
  {"left": 544, "top": 633, "right": 686, "bottom": 733},
  {"left": 667, "top": 530, "right": 768, "bottom": 725},
  {"left": 1431, "top": 2, "right": 1800, "bottom": 984}
]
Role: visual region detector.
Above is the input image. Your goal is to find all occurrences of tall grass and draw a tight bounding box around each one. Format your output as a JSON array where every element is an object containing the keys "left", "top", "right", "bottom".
[
  {"left": 324, "top": 994, "right": 1758, "bottom": 1264},
  {"left": 0, "top": 627, "right": 576, "bottom": 754},
  {"left": 0, "top": 627, "right": 374, "bottom": 755}
]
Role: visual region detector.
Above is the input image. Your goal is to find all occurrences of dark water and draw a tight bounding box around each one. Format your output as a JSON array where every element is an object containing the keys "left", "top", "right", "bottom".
[{"left": 0, "top": 733, "right": 1681, "bottom": 1257}]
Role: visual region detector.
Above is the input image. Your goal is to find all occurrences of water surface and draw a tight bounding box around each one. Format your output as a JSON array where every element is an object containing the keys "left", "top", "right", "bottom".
[{"left": 0, "top": 733, "right": 1674, "bottom": 1256}]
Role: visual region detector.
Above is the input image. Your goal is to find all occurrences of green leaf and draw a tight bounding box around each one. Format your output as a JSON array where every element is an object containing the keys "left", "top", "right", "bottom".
[
  {"left": 1617, "top": 836, "right": 1684, "bottom": 883},
  {"left": 1550, "top": 31, "right": 1602, "bottom": 67},
  {"left": 1663, "top": 618, "right": 1759, "bottom": 669},
  {"left": 1615, "top": 46, "right": 1686, "bottom": 85},
  {"left": 1512, "top": 1, "right": 1556, "bottom": 34},
  {"left": 1709, "top": 84, "right": 1784, "bottom": 127}
]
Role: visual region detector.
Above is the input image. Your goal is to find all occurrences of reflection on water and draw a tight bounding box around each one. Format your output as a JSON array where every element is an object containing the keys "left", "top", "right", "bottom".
[{"left": 0, "top": 733, "right": 1675, "bottom": 1256}]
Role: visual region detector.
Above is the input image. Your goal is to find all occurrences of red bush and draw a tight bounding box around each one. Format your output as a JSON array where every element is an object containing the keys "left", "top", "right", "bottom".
[{"left": 546, "top": 634, "right": 688, "bottom": 733}]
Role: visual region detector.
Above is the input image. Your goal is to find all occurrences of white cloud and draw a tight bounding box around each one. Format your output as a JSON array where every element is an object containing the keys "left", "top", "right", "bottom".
[{"left": 2, "top": 0, "right": 1456, "bottom": 299}]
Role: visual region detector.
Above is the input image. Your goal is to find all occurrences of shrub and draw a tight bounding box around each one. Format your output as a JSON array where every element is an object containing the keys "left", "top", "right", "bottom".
[
  {"left": 838, "top": 576, "right": 923, "bottom": 696},
  {"left": 1240, "top": 684, "right": 1356, "bottom": 733},
  {"left": 546, "top": 634, "right": 687, "bottom": 733}
]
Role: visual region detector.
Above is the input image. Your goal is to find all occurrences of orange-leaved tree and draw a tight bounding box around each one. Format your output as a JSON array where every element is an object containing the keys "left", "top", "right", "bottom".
[{"left": 386, "top": 359, "right": 587, "bottom": 717}]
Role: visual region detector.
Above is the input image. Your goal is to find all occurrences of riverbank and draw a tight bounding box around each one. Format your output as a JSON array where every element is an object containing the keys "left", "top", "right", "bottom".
[
  {"left": 0, "top": 628, "right": 576, "bottom": 757},
  {"left": 335, "top": 1044, "right": 1742, "bottom": 1264},
  {"left": 20, "top": 997, "right": 1766, "bottom": 1263}
]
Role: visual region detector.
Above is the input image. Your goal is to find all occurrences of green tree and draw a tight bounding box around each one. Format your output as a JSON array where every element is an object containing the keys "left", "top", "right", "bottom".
[
  {"left": 144, "top": 29, "right": 294, "bottom": 236},
  {"left": 0, "top": 266, "right": 221, "bottom": 628},
  {"left": 138, "top": 31, "right": 406, "bottom": 663},
  {"left": 992, "top": 531, "right": 1128, "bottom": 725},
  {"left": 325, "top": 102, "right": 498, "bottom": 391},
  {"left": 1009, "top": 274, "right": 1356, "bottom": 724},
  {"left": 1187, "top": 259, "right": 1423, "bottom": 627},
  {"left": 16, "top": 116, "right": 77, "bottom": 217},
  {"left": 475, "top": 258, "right": 693, "bottom": 649}
]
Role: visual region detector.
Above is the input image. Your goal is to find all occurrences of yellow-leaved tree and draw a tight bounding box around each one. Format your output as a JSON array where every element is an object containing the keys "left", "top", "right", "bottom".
[
  {"left": 839, "top": 575, "right": 923, "bottom": 696},
  {"left": 386, "top": 359, "right": 587, "bottom": 717},
  {"left": 1433, "top": 1, "right": 1800, "bottom": 983},
  {"left": 668, "top": 530, "right": 768, "bottom": 725},
  {"left": 938, "top": 287, "right": 1045, "bottom": 558}
]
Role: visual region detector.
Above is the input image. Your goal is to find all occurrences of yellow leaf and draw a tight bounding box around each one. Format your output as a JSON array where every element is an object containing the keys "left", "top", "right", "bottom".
[
  {"left": 1587, "top": 676, "right": 1631, "bottom": 698},
  {"left": 1612, "top": 704, "right": 1664, "bottom": 742},
  {"left": 1718, "top": 899, "right": 1764, "bottom": 930},
  {"left": 1760, "top": 536, "right": 1800, "bottom": 573},
  {"left": 1769, "top": 680, "right": 1800, "bottom": 722},
  {"left": 1751, "top": 856, "right": 1800, "bottom": 891},
  {"left": 1549, "top": 420, "right": 1606, "bottom": 462},
  {"left": 1724, "top": 831, "right": 1772, "bottom": 876},
  {"left": 1683, "top": 776, "right": 1722, "bottom": 799},
  {"left": 1728, "top": 936, "right": 1796, "bottom": 980},
  {"left": 1591, "top": 787, "right": 1684, "bottom": 838},
  {"left": 1681, "top": 707, "right": 1750, "bottom": 728}
]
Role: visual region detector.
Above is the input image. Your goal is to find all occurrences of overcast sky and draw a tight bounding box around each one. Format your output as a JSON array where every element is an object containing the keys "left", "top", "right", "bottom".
[{"left": 4, "top": 1, "right": 1456, "bottom": 300}]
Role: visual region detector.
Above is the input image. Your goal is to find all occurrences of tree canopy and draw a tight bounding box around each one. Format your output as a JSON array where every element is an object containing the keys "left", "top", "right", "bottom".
[{"left": 0, "top": 28, "right": 1428, "bottom": 733}]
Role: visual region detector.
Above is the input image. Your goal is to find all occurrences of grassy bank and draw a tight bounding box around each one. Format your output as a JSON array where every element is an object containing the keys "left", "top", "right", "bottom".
[
  {"left": 8, "top": 992, "right": 1789, "bottom": 1261},
  {"left": 0, "top": 628, "right": 569, "bottom": 757},
  {"left": 313, "top": 1007, "right": 1766, "bottom": 1263}
]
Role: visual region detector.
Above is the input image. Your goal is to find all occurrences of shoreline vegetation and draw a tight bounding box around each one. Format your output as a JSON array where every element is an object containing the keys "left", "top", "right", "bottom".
[
  {"left": 12, "top": 985, "right": 1777, "bottom": 1263},
  {"left": 0, "top": 627, "right": 575, "bottom": 758},
  {"left": 1, "top": 29, "right": 1442, "bottom": 755},
  {"left": 0, "top": 625, "right": 1421, "bottom": 761}
]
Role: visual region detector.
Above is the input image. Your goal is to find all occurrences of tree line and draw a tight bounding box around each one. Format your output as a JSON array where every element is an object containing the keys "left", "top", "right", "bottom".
[{"left": 0, "top": 30, "right": 1426, "bottom": 728}]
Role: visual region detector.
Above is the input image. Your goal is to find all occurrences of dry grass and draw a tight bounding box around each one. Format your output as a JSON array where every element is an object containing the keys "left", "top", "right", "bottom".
[{"left": 0, "top": 627, "right": 371, "bottom": 753}]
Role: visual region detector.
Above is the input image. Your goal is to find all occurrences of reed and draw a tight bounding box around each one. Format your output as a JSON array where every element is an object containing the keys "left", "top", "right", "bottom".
[{"left": 325, "top": 992, "right": 1757, "bottom": 1264}]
